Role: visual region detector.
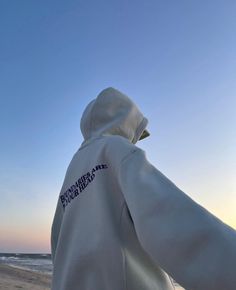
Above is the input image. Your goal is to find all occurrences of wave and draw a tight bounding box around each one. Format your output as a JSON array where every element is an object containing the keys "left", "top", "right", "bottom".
[{"left": 0, "top": 253, "right": 53, "bottom": 274}]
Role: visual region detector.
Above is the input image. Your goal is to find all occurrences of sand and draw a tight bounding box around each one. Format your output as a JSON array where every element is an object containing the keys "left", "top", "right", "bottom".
[
  {"left": 0, "top": 264, "right": 51, "bottom": 290},
  {"left": 0, "top": 263, "right": 186, "bottom": 290}
]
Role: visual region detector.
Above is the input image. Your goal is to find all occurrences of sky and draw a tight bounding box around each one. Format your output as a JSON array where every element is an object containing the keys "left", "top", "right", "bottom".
[{"left": 0, "top": 0, "right": 235, "bottom": 253}]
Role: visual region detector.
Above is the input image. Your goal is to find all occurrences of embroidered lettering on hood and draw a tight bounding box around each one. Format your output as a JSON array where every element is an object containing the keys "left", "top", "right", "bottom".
[{"left": 60, "top": 164, "right": 108, "bottom": 209}]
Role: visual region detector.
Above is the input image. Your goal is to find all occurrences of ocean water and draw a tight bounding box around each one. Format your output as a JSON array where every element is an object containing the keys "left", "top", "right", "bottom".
[{"left": 0, "top": 253, "right": 53, "bottom": 274}]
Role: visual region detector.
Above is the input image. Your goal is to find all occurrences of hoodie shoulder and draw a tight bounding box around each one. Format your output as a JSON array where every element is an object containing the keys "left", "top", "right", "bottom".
[
  {"left": 104, "top": 135, "right": 138, "bottom": 153},
  {"left": 101, "top": 135, "right": 141, "bottom": 169}
]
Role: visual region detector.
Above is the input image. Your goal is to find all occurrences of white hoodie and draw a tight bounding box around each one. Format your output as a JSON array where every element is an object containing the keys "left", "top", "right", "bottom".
[{"left": 51, "top": 87, "right": 236, "bottom": 290}]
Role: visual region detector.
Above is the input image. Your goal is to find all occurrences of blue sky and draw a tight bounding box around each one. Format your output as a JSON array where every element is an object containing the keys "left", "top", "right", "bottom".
[{"left": 0, "top": 0, "right": 235, "bottom": 253}]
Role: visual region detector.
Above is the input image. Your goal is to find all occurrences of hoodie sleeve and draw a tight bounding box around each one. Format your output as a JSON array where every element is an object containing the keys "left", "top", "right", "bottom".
[
  {"left": 51, "top": 198, "right": 64, "bottom": 264},
  {"left": 118, "top": 148, "right": 236, "bottom": 290}
]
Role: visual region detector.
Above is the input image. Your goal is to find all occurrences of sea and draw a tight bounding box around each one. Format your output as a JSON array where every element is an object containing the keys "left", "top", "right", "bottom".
[{"left": 0, "top": 253, "right": 53, "bottom": 275}]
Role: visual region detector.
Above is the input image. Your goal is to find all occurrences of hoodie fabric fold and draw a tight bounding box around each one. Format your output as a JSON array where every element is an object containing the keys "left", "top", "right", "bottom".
[{"left": 51, "top": 87, "right": 236, "bottom": 290}]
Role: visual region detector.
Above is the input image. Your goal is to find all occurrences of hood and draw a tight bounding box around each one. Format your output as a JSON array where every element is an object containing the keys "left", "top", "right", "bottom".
[{"left": 80, "top": 87, "right": 150, "bottom": 144}]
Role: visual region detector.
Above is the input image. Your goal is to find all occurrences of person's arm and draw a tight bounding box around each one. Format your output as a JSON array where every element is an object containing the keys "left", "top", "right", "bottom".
[
  {"left": 51, "top": 199, "right": 64, "bottom": 264},
  {"left": 118, "top": 148, "right": 236, "bottom": 290}
]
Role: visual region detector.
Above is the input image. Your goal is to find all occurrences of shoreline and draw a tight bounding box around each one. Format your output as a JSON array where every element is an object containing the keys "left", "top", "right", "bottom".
[
  {"left": 0, "top": 263, "right": 185, "bottom": 290},
  {"left": 0, "top": 263, "right": 51, "bottom": 290}
]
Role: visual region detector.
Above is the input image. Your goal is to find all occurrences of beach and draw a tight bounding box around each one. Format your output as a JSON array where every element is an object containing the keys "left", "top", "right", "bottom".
[
  {"left": 0, "top": 262, "right": 185, "bottom": 290},
  {"left": 0, "top": 264, "right": 52, "bottom": 290}
]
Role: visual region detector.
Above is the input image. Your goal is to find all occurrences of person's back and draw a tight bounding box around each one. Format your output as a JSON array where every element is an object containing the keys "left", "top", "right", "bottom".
[
  {"left": 51, "top": 88, "right": 174, "bottom": 290},
  {"left": 51, "top": 87, "right": 236, "bottom": 290}
]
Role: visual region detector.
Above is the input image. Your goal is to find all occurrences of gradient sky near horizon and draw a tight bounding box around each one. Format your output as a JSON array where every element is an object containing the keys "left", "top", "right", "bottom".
[{"left": 0, "top": 0, "right": 235, "bottom": 253}]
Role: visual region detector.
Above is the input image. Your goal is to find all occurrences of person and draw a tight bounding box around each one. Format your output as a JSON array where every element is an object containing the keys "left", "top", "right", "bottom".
[{"left": 51, "top": 87, "right": 236, "bottom": 290}]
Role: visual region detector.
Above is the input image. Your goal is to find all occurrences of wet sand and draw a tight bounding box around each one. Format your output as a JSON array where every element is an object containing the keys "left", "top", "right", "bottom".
[{"left": 0, "top": 264, "right": 51, "bottom": 290}]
